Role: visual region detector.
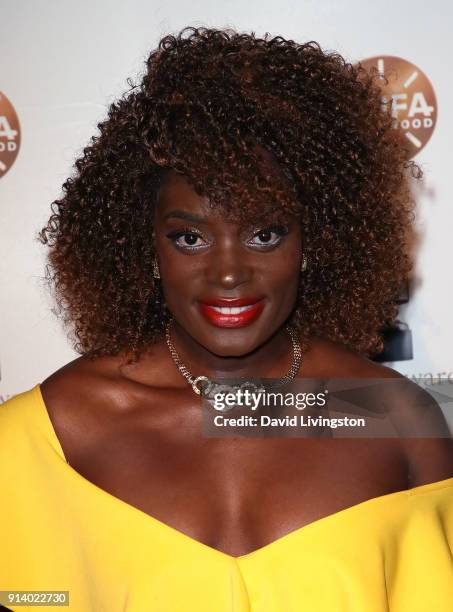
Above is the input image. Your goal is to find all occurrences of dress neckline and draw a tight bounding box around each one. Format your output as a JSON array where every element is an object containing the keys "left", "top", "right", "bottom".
[{"left": 31, "top": 384, "right": 453, "bottom": 562}]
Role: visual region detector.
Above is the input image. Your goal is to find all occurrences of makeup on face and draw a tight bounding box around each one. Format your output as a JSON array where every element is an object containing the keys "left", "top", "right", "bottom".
[
  {"left": 163, "top": 218, "right": 290, "bottom": 329},
  {"left": 153, "top": 170, "right": 302, "bottom": 358},
  {"left": 198, "top": 296, "right": 266, "bottom": 328},
  {"left": 164, "top": 216, "right": 289, "bottom": 255}
]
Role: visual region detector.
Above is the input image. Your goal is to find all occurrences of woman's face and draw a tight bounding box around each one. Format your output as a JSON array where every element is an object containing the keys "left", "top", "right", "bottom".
[{"left": 153, "top": 170, "right": 302, "bottom": 357}]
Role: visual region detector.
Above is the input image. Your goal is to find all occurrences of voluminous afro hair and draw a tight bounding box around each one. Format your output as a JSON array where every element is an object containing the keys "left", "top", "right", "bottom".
[{"left": 40, "top": 26, "right": 418, "bottom": 359}]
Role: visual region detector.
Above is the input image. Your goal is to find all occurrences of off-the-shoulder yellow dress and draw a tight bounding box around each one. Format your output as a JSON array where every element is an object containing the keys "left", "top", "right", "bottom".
[{"left": 1, "top": 386, "right": 452, "bottom": 611}]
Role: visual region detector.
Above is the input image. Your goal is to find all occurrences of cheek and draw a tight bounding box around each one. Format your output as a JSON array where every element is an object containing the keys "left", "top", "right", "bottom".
[
  {"left": 274, "top": 270, "right": 300, "bottom": 308},
  {"left": 268, "top": 254, "right": 301, "bottom": 303},
  {"left": 157, "top": 242, "right": 195, "bottom": 287},
  {"left": 269, "top": 233, "right": 302, "bottom": 291},
  {"left": 158, "top": 255, "right": 202, "bottom": 316},
  {"left": 265, "top": 255, "right": 301, "bottom": 290},
  {"left": 163, "top": 261, "right": 191, "bottom": 286},
  {"left": 161, "top": 269, "right": 193, "bottom": 306}
]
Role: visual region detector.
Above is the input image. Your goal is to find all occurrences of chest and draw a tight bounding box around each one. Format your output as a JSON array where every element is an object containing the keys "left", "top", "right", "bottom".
[{"left": 68, "top": 412, "right": 408, "bottom": 556}]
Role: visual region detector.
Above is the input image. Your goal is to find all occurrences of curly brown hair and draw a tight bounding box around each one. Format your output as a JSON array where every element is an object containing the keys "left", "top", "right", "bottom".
[{"left": 40, "top": 26, "right": 419, "bottom": 359}]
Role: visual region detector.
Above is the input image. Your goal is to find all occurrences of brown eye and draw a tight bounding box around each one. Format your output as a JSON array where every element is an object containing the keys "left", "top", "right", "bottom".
[
  {"left": 257, "top": 230, "right": 272, "bottom": 243},
  {"left": 166, "top": 228, "right": 211, "bottom": 252},
  {"left": 247, "top": 225, "right": 289, "bottom": 250},
  {"left": 183, "top": 233, "right": 199, "bottom": 246}
]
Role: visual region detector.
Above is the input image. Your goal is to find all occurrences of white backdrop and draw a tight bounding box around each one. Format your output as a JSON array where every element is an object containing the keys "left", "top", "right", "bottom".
[{"left": 1, "top": 0, "right": 452, "bottom": 409}]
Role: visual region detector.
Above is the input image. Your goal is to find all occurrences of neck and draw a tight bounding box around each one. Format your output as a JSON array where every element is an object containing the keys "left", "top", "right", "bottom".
[{"left": 168, "top": 320, "right": 294, "bottom": 381}]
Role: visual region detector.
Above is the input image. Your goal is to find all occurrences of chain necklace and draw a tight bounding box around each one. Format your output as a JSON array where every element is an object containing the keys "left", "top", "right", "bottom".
[{"left": 165, "top": 320, "right": 302, "bottom": 396}]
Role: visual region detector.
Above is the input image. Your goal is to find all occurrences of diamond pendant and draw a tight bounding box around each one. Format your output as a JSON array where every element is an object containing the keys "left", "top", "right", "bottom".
[{"left": 191, "top": 376, "right": 210, "bottom": 395}]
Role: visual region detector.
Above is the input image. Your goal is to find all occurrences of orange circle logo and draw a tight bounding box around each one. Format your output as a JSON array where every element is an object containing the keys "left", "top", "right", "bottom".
[
  {"left": 360, "top": 56, "right": 437, "bottom": 158},
  {"left": 0, "top": 91, "right": 21, "bottom": 178}
]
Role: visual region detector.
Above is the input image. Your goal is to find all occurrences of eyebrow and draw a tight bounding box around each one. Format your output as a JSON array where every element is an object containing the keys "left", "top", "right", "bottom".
[{"left": 162, "top": 209, "right": 209, "bottom": 223}]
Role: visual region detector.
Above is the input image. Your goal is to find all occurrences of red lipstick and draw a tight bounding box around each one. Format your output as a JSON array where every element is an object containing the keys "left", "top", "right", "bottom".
[{"left": 198, "top": 297, "right": 265, "bottom": 328}]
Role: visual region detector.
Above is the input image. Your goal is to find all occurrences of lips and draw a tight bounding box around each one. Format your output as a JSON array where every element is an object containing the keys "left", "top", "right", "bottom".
[{"left": 198, "top": 297, "right": 265, "bottom": 328}]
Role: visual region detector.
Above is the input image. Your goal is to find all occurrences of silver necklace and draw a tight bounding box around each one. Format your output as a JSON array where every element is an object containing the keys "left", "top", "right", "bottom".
[{"left": 165, "top": 320, "right": 302, "bottom": 396}]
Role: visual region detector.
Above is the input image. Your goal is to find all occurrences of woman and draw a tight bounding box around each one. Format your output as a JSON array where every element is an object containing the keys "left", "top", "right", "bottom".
[{"left": 1, "top": 27, "right": 452, "bottom": 612}]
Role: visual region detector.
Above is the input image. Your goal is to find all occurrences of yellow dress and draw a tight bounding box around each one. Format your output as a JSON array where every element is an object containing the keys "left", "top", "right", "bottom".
[{"left": 1, "top": 386, "right": 452, "bottom": 612}]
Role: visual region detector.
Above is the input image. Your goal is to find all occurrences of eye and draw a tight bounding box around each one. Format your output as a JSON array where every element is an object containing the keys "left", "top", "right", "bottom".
[
  {"left": 247, "top": 225, "right": 289, "bottom": 250},
  {"left": 166, "top": 229, "right": 210, "bottom": 252}
]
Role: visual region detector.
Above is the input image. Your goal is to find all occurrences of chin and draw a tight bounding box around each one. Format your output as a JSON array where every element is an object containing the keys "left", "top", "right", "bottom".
[
  {"left": 201, "top": 330, "right": 263, "bottom": 358},
  {"left": 208, "top": 345, "right": 254, "bottom": 358}
]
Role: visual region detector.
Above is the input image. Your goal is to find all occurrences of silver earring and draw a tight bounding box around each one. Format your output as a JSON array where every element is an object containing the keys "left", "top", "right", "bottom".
[
  {"left": 301, "top": 254, "right": 308, "bottom": 272},
  {"left": 152, "top": 259, "right": 160, "bottom": 279}
]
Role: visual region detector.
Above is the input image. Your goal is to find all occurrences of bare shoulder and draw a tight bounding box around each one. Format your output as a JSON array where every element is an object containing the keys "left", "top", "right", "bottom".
[
  {"left": 306, "top": 336, "right": 453, "bottom": 486},
  {"left": 40, "top": 355, "right": 126, "bottom": 446},
  {"left": 304, "top": 335, "right": 402, "bottom": 378},
  {"left": 39, "top": 340, "right": 176, "bottom": 440},
  {"left": 41, "top": 354, "right": 123, "bottom": 408}
]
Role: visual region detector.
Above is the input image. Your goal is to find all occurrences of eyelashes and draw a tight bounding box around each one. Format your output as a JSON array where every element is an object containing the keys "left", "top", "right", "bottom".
[
  {"left": 165, "top": 226, "right": 210, "bottom": 252},
  {"left": 165, "top": 224, "right": 289, "bottom": 253},
  {"left": 247, "top": 225, "right": 289, "bottom": 250}
]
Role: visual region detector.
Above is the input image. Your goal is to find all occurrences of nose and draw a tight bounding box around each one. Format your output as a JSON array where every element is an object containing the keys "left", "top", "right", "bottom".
[{"left": 205, "top": 242, "right": 253, "bottom": 290}]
